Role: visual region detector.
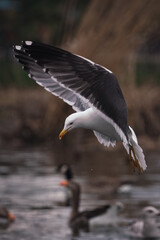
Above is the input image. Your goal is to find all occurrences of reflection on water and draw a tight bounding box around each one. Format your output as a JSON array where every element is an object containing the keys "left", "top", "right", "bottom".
[{"left": 0, "top": 148, "right": 160, "bottom": 240}]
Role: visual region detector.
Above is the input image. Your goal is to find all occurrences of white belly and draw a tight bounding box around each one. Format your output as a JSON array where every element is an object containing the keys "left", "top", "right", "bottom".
[{"left": 81, "top": 108, "right": 121, "bottom": 141}]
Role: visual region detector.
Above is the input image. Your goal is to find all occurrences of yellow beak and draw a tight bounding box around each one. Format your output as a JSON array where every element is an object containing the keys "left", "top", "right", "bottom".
[{"left": 59, "top": 128, "right": 69, "bottom": 140}]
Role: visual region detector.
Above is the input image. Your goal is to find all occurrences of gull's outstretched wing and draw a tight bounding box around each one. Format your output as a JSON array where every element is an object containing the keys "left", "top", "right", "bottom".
[
  {"left": 13, "top": 45, "right": 88, "bottom": 112},
  {"left": 13, "top": 41, "right": 128, "bottom": 143}
]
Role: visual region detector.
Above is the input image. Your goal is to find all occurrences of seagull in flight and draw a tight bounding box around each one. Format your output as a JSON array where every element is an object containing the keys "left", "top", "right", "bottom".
[{"left": 13, "top": 41, "right": 146, "bottom": 173}]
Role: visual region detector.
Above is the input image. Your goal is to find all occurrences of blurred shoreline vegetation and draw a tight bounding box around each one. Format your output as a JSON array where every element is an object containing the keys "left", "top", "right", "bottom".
[
  {"left": 0, "top": 0, "right": 160, "bottom": 87},
  {"left": 0, "top": 0, "right": 160, "bottom": 149},
  {"left": 0, "top": 0, "right": 90, "bottom": 87}
]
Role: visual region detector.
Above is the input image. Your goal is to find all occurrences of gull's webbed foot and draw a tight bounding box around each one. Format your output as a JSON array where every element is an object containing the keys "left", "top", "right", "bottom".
[{"left": 129, "top": 145, "right": 142, "bottom": 174}]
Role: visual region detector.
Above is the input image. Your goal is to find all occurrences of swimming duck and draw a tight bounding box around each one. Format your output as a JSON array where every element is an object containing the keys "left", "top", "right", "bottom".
[
  {"left": 0, "top": 207, "right": 15, "bottom": 229},
  {"left": 60, "top": 180, "right": 110, "bottom": 236}
]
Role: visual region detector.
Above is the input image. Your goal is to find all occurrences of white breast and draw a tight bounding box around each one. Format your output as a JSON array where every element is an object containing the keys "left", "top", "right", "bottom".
[{"left": 80, "top": 108, "right": 121, "bottom": 141}]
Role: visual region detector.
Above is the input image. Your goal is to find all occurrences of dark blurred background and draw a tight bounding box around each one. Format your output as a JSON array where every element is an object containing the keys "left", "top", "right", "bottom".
[{"left": 0, "top": 0, "right": 160, "bottom": 153}]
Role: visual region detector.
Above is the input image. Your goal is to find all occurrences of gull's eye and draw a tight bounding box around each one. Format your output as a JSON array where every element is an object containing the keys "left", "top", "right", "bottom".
[{"left": 70, "top": 122, "right": 73, "bottom": 125}]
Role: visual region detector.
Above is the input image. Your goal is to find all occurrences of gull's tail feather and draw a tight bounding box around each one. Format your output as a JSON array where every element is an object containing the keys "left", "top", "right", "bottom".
[{"left": 124, "top": 127, "right": 147, "bottom": 171}]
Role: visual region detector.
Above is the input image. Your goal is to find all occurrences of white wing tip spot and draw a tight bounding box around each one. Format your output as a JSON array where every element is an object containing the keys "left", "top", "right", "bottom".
[
  {"left": 25, "top": 41, "right": 33, "bottom": 46},
  {"left": 15, "top": 45, "right": 22, "bottom": 50},
  {"left": 43, "top": 68, "right": 46, "bottom": 72}
]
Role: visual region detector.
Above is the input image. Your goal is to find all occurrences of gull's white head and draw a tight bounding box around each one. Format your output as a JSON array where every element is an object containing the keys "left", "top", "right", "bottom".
[
  {"left": 115, "top": 201, "right": 124, "bottom": 211},
  {"left": 59, "top": 113, "right": 80, "bottom": 140},
  {"left": 142, "top": 206, "right": 160, "bottom": 218}
]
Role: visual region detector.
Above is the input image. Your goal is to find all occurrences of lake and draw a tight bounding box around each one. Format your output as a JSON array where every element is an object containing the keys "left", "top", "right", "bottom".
[{"left": 0, "top": 148, "right": 160, "bottom": 240}]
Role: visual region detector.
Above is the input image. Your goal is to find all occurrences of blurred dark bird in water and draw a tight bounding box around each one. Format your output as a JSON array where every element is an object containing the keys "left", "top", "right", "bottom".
[
  {"left": 57, "top": 163, "right": 73, "bottom": 180},
  {"left": 56, "top": 164, "right": 73, "bottom": 206},
  {"left": 0, "top": 207, "right": 15, "bottom": 229},
  {"left": 60, "top": 180, "right": 110, "bottom": 236},
  {"left": 13, "top": 41, "right": 146, "bottom": 173}
]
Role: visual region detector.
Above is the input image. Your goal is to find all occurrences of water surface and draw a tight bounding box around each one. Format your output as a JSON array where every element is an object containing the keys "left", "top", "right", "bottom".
[{"left": 0, "top": 148, "right": 160, "bottom": 240}]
